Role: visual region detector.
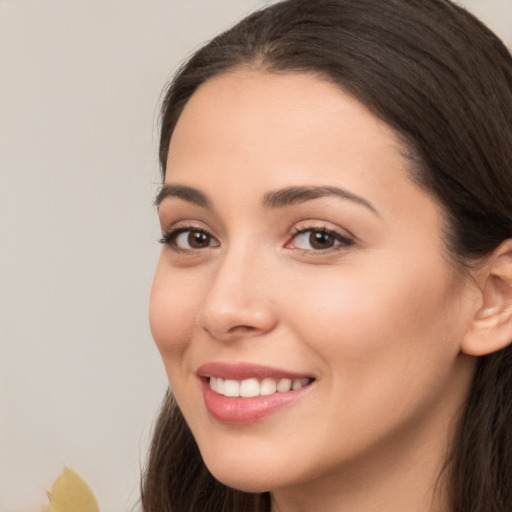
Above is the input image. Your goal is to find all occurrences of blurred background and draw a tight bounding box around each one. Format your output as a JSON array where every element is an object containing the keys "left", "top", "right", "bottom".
[{"left": 0, "top": 1, "right": 510, "bottom": 510}]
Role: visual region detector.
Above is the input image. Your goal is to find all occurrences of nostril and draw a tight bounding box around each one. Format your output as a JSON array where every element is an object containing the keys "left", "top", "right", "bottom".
[
  {"left": 227, "top": 325, "right": 257, "bottom": 334},
  {"left": 201, "top": 322, "right": 272, "bottom": 342},
  {"left": 198, "top": 293, "right": 278, "bottom": 341}
]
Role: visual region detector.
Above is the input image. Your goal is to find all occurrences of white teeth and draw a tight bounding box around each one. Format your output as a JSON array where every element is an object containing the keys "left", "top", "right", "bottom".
[
  {"left": 223, "top": 379, "right": 240, "bottom": 397},
  {"left": 277, "top": 378, "right": 292, "bottom": 392},
  {"left": 210, "top": 376, "right": 224, "bottom": 394},
  {"left": 293, "top": 378, "right": 309, "bottom": 390},
  {"left": 260, "top": 377, "right": 277, "bottom": 396},
  {"left": 239, "top": 378, "right": 260, "bottom": 397},
  {"left": 209, "top": 376, "right": 311, "bottom": 397}
]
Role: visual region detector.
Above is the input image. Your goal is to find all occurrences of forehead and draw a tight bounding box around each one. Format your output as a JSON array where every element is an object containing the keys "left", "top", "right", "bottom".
[
  {"left": 166, "top": 70, "right": 416, "bottom": 207},
  {"left": 167, "top": 70, "right": 406, "bottom": 175}
]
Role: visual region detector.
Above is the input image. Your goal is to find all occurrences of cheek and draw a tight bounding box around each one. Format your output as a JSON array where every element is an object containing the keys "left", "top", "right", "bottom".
[
  {"left": 277, "top": 258, "right": 469, "bottom": 458},
  {"left": 149, "top": 259, "right": 199, "bottom": 360},
  {"left": 284, "top": 253, "right": 463, "bottom": 375}
]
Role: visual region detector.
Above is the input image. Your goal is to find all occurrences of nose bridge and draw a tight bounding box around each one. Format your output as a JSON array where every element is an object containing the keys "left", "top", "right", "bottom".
[{"left": 198, "top": 241, "right": 277, "bottom": 340}]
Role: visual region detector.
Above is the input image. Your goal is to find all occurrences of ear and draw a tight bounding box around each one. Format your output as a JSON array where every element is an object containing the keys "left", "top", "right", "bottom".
[{"left": 462, "top": 239, "right": 512, "bottom": 357}]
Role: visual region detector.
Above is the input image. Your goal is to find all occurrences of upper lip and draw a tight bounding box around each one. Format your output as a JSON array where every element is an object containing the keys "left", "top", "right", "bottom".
[{"left": 197, "top": 362, "right": 314, "bottom": 381}]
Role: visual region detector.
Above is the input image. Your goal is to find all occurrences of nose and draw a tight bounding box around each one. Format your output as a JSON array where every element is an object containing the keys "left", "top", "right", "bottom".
[{"left": 197, "top": 250, "right": 278, "bottom": 342}]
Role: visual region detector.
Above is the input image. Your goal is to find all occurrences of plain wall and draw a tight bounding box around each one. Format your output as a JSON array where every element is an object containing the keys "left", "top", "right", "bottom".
[{"left": 1, "top": 1, "right": 510, "bottom": 511}]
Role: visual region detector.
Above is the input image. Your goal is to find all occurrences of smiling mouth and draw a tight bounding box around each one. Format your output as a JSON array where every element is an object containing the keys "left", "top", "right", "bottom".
[
  {"left": 208, "top": 376, "right": 314, "bottom": 398},
  {"left": 198, "top": 364, "right": 315, "bottom": 423}
]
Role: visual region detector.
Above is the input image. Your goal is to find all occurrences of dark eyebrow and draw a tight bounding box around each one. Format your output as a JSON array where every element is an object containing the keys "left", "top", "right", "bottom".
[
  {"left": 262, "top": 185, "right": 378, "bottom": 215},
  {"left": 156, "top": 183, "right": 378, "bottom": 215},
  {"left": 155, "top": 184, "right": 211, "bottom": 209}
]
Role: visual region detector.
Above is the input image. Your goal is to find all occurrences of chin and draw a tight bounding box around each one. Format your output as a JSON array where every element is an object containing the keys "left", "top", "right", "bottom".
[{"left": 202, "top": 456, "right": 285, "bottom": 494}]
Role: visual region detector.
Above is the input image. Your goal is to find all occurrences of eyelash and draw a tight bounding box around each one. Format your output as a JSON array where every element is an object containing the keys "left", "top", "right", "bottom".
[
  {"left": 159, "top": 226, "right": 218, "bottom": 251},
  {"left": 288, "top": 226, "right": 354, "bottom": 252},
  {"left": 159, "top": 225, "right": 354, "bottom": 253}
]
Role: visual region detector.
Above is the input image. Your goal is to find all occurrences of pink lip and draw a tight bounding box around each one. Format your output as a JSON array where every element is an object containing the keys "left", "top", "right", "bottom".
[
  {"left": 197, "top": 362, "right": 314, "bottom": 425},
  {"left": 197, "top": 362, "right": 312, "bottom": 380}
]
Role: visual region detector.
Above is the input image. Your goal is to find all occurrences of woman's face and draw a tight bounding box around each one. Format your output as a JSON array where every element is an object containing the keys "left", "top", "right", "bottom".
[{"left": 150, "top": 71, "right": 478, "bottom": 495}]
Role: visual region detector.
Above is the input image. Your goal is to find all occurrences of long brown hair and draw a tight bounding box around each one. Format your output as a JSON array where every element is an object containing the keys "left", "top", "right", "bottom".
[{"left": 142, "top": 1, "right": 512, "bottom": 510}]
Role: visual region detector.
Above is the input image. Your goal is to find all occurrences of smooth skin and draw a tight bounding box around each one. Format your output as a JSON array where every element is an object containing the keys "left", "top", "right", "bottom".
[{"left": 150, "top": 71, "right": 509, "bottom": 512}]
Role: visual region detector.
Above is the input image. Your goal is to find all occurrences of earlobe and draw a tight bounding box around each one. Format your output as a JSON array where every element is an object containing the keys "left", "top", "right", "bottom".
[{"left": 462, "top": 239, "right": 512, "bottom": 357}]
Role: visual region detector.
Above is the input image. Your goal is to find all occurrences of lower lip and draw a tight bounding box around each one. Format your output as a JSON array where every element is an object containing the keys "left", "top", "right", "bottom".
[{"left": 201, "top": 380, "right": 310, "bottom": 424}]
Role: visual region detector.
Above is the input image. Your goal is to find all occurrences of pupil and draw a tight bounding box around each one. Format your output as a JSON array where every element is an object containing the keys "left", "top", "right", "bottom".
[
  {"left": 189, "top": 231, "right": 209, "bottom": 248},
  {"left": 310, "top": 231, "right": 333, "bottom": 249}
]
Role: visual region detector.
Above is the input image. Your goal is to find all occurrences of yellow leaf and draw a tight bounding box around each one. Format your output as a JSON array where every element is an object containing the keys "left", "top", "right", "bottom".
[{"left": 45, "top": 467, "right": 99, "bottom": 512}]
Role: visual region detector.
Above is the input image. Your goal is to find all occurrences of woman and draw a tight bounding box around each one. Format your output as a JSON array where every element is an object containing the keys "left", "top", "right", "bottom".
[{"left": 142, "top": 0, "right": 512, "bottom": 511}]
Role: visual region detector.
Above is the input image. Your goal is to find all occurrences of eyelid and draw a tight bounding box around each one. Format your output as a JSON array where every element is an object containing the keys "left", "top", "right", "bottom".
[
  {"left": 160, "top": 224, "right": 220, "bottom": 251},
  {"left": 286, "top": 223, "right": 355, "bottom": 252},
  {"left": 159, "top": 219, "right": 354, "bottom": 254},
  {"left": 159, "top": 218, "right": 217, "bottom": 239}
]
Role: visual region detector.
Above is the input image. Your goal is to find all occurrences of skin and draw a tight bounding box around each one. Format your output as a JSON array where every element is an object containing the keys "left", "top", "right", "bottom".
[{"left": 149, "top": 71, "right": 482, "bottom": 512}]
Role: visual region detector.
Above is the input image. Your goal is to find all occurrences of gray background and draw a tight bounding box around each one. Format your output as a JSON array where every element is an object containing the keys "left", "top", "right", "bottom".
[{"left": 1, "top": 1, "right": 510, "bottom": 510}]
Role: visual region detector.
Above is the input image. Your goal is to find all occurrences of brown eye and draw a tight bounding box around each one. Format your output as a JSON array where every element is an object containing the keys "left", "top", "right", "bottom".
[
  {"left": 160, "top": 228, "right": 220, "bottom": 250},
  {"left": 187, "top": 231, "right": 211, "bottom": 249},
  {"left": 289, "top": 228, "right": 353, "bottom": 252},
  {"left": 309, "top": 231, "right": 336, "bottom": 249}
]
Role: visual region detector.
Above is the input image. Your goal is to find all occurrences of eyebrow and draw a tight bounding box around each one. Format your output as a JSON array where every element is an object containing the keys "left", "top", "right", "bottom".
[
  {"left": 262, "top": 185, "right": 378, "bottom": 214},
  {"left": 156, "top": 183, "right": 378, "bottom": 215},
  {"left": 155, "top": 184, "right": 211, "bottom": 208}
]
